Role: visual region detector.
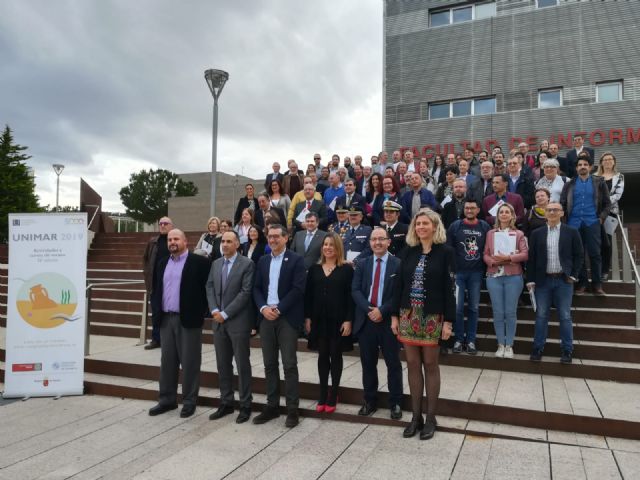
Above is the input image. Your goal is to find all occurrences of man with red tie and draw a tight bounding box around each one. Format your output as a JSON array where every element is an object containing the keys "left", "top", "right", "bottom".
[{"left": 351, "top": 227, "right": 403, "bottom": 419}]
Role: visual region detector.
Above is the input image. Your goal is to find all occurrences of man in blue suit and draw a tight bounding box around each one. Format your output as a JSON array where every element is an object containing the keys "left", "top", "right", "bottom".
[
  {"left": 252, "top": 224, "right": 306, "bottom": 428},
  {"left": 399, "top": 172, "right": 439, "bottom": 223},
  {"left": 352, "top": 227, "right": 403, "bottom": 419}
]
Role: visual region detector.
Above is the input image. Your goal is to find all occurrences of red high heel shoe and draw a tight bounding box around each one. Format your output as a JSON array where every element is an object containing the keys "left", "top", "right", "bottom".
[
  {"left": 316, "top": 403, "right": 326, "bottom": 413},
  {"left": 325, "top": 392, "right": 339, "bottom": 413}
]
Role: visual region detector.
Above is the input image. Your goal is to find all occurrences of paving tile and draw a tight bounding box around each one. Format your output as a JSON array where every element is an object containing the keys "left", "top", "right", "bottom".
[
  {"left": 542, "top": 375, "right": 573, "bottom": 414},
  {"left": 484, "top": 437, "right": 550, "bottom": 479},
  {"left": 586, "top": 379, "right": 640, "bottom": 422},
  {"left": 468, "top": 369, "right": 501, "bottom": 405},
  {"left": 450, "top": 435, "right": 492, "bottom": 480},
  {"left": 550, "top": 444, "right": 586, "bottom": 480},
  {"left": 581, "top": 447, "right": 622, "bottom": 479},
  {"left": 494, "top": 371, "right": 545, "bottom": 411},
  {"left": 613, "top": 450, "right": 640, "bottom": 479},
  {"left": 563, "top": 378, "right": 602, "bottom": 418},
  {"left": 547, "top": 430, "right": 607, "bottom": 449}
]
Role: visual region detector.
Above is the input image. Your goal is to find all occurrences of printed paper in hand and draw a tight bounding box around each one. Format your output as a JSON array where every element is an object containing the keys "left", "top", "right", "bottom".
[
  {"left": 494, "top": 231, "right": 516, "bottom": 255},
  {"left": 603, "top": 216, "right": 619, "bottom": 235},
  {"left": 346, "top": 250, "right": 359, "bottom": 262},
  {"left": 530, "top": 288, "right": 537, "bottom": 312},
  {"left": 488, "top": 199, "right": 505, "bottom": 218},
  {"left": 296, "top": 207, "right": 309, "bottom": 224},
  {"left": 329, "top": 197, "right": 337, "bottom": 211},
  {"left": 441, "top": 195, "right": 452, "bottom": 207}
]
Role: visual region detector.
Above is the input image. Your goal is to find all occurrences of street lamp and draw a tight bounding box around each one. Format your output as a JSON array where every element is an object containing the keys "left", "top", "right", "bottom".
[
  {"left": 52, "top": 164, "right": 65, "bottom": 211},
  {"left": 204, "top": 68, "right": 229, "bottom": 217}
]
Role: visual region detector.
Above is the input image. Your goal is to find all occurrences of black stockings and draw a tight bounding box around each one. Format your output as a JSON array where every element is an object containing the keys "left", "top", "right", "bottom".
[
  {"left": 404, "top": 345, "right": 440, "bottom": 418},
  {"left": 317, "top": 336, "right": 343, "bottom": 404}
]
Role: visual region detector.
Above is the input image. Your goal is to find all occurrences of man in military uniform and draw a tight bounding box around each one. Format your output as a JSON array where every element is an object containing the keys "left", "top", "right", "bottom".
[
  {"left": 381, "top": 200, "right": 407, "bottom": 256},
  {"left": 328, "top": 206, "right": 351, "bottom": 239},
  {"left": 343, "top": 206, "right": 372, "bottom": 263}
]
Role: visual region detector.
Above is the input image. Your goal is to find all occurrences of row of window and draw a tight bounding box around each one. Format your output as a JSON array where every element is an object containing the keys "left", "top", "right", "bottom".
[
  {"left": 427, "top": 81, "right": 623, "bottom": 120},
  {"left": 430, "top": 0, "right": 558, "bottom": 28}
]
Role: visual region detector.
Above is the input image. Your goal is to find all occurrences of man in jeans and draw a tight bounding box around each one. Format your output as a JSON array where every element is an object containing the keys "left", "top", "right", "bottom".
[
  {"left": 446, "top": 199, "right": 490, "bottom": 355},
  {"left": 560, "top": 155, "right": 610, "bottom": 296},
  {"left": 527, "top": 203, "right": 584, "bottom": 364}
]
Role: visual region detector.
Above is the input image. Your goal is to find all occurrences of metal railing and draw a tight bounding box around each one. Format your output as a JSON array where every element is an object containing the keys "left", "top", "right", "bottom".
[
  {"left": 613, "top": 214, "right": 640, "bottom": 328},
  {"left": 85, "top": 280, "right": 148, "bottom": 355},
  {"left": 86, "top": 204, "right": 101, "bottom": 230}
]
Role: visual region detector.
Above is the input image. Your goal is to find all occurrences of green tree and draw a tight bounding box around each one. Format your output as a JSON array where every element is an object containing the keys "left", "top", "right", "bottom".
[
  {"left": 0, "top": 125, "right": 41, "bottom": 242},
  {"left": 119, "top": 168, "right": 198, "bottom": 224}
]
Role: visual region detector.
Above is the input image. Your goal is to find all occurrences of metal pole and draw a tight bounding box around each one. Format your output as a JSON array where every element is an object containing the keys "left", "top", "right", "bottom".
[
  {"left": 138, "top": 291, "right": 149, "bottom": 346},
  {"left": 210, "top": 98, "right": 219, "bottom": 218},
  {"left": 84, "top": 286, "right": 91, "bottom": 356},
  {"left": 55, "top": 174, "right": 60, "bottom": 211}
]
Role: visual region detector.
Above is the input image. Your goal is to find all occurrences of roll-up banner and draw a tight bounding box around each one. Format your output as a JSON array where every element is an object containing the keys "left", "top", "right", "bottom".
[{"left": 3, "top": 213, "right": 88, "bottom": 398}]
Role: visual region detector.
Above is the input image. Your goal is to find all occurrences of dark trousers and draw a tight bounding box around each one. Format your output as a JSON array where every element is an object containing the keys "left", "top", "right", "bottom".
[
  {"left": 158, "top": 313, "right": 202, "bottom": 407},
  {"left": 260, "top": 316, "right": 299, "bottom": 409},
  {"left": 149, "top": 294, "right": 161, "bottom": 343},
  {"left": 358, "top": 320, "right": 403, "bottom": 407},
  {"left": 578, "top": 222, "right": 602, "bottom": 288},
  {"left": 213, "top": 324, "right": 252, "bottom": 408}
]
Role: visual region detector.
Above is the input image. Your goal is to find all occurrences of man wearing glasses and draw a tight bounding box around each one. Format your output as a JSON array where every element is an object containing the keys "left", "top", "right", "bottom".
[
  {"left": 527, "top": 203, "right": 583, "bottom": 364},
  {"left": 142, "top": 216, "right": 174, "bottom": 350}
]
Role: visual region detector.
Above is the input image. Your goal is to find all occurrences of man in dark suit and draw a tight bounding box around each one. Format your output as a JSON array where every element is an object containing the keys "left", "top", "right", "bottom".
[
  {"left": 481, "top": 174, "right": 525, "bottom": 227},
  {"left": 565, "top": 134, "right": 595, "bottom": 178},
  {"left": 253, "top": 224, "right": 306, "bottom": 428},
  {"left": 507, "top": 156, "right": 535, "bottom": 209},
  {"left": 527, "top": 203, "right": 584, "bottom": 364},
  {"left": 264, "top": 161, "right": 284, "bottom": 191},
  {"left": 547, "top": 144, "right": 569, "bottom": 177},
  {"left": 336, "top": 178, "right": 366, "bottom": 212},
  {"left": 468, "top": 161, "right": 494, "bottom": 206},
  {"left": 290, "top": 212, "right": 327, "bottom": 270},
  {"left": 206, "top": 231, "right": 256, "bottom": 424},
  {"left": 381, "top": 201, "right": 407, "bottom": 256},
  {"left": 441, "top": 179, "right": 468, "bottom": 229},
  {"left": 352, "top": 227, "right": 403, "bottom": 419},
  {"left": 291, "top": 184, "right": 328, "bottom": 233},
  {"left": 254, "top": 193, "right": 285, "bottom": 229},
  {"left": 148, "top": 229, "right": 210, "bottom": 418},
  {"left": 343, "top": 207, "right": 372, "bottom": 262}
]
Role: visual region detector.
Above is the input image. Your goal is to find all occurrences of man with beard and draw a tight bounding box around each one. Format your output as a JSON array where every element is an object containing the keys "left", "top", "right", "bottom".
[{"left": 441, "top": 179, "right": 468, "bottom": 229}]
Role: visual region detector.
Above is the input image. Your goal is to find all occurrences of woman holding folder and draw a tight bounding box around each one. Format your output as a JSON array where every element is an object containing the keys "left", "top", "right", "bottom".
[{"left": 483, "top": 203, "right": 528, "bottom": 359}]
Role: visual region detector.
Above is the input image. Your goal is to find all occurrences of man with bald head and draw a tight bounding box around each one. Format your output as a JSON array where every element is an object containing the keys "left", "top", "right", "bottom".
[
  {"left": 143, "top": 216, "right": 174, "bottom": 350},
  {"left": 148, "top": 229, "right": 210, "bottom": 418}
]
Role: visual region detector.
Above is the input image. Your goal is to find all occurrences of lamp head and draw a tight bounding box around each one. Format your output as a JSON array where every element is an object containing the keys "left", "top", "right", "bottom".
[
  {"left": 204, "top": 69, "right": 229, "bottom": 99},
  {"left": 52, "top": 164, "right": 65, "bottom": 175}
]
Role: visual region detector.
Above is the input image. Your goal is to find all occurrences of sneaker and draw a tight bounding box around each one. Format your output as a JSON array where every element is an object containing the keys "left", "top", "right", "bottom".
[
  {"left": 452, "top": 341, "right": 463, "bottom": 353},
  {"left": 530, "top": 349, "right": 542, "bottom": 362},
  {"left": 574, "top": 286, "right": 586, "bottom": 296},
  {"left": 466, "top": 342, "right": 477, "bottom": 355},
  {"left": 495, "top": 344, "right": 505, "bottom": 358},
  {"left": 560, "top": 351, "right": 572, "bottom": 364},
  {"left": 593, "top": 287, "right": 606, "bottom": 297},
  {"left": 504, "top": 345, "right": 514, "bottom": 359}
]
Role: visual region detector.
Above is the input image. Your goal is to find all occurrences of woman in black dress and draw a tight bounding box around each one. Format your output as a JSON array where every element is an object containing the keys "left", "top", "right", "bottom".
[
  {"left": 392, "top": 209, "right": 455, "bottom": 440},
  {"left": 241, "top": 225, "right": 267, "bottom": 263},
  {"left": 304, "top": 232, "right": 354, "bottom": 413}
]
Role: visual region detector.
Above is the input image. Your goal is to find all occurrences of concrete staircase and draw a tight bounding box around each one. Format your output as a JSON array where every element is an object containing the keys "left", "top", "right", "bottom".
[{"left": 1, "top": 231, "right": 640, "bottom": 441}]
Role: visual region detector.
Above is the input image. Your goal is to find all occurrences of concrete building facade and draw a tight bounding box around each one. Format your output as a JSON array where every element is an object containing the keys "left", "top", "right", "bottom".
[{"left": 383, "top": 0, "right": 640, "bottom": 180}]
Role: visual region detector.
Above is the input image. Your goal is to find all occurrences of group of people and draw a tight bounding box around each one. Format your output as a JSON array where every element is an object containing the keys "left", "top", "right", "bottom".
[{"left": 141, "top": 136, "right": 624, "bottom": 440}]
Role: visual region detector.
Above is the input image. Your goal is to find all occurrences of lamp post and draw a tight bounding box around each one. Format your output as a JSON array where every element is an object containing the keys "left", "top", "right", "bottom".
[
  {"left": 204, "top": 68, "right": 229, "bottom": 218},
  {"left": 52, "top": 164, "right": 65, "bottom": 211}
]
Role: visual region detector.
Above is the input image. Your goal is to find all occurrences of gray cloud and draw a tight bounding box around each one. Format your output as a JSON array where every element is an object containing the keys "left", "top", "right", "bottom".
[{"left": 0, "top": 0, "right": 382, "bottom": 211}]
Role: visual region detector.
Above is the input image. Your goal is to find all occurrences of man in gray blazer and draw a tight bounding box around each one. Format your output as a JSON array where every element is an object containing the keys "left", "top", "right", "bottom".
[
  {"left": 290, "top": 212, "right": 327, "bottom": 271},
  {"left": 206, "top": 231, "right": 256, "bottom": 424}
]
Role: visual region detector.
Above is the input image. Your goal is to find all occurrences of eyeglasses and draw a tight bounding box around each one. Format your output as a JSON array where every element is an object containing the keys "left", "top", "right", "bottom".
[
  {"left": 159, "top": 222, "right": 171, "bottom": 226},
  {"left": 546, "top": 208, "right": 562, "bottom": 213},
  {"left": 267, "top": 234, "right": 283, "bottom": 240}
]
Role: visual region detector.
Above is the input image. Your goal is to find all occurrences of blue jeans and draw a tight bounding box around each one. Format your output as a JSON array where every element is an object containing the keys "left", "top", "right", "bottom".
[
  {"left": 455, "top": 270, "right": 483, "bottom": 343},
  {"left": 486, "top": 275, "right": 523, "bottom": 346},
  {"left": 578, "top": 222, "right": 602, "bottom": 288},
  {"left": 533, "top": 276, "right": 574, "bottom": 353}
]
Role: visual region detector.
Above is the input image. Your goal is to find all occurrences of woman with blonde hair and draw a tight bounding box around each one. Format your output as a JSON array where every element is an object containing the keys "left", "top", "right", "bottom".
[
  {"left": 392, "top": 209, "right": 455, "bottom": 440},
  {"left": 195, "top": 216, "right": 221, "bottom": 258},
  {"left": 304, "top": 232, "right": 354, "bottom": 413},
  {"left": 483, "top": 203, "right": 528, "bottom": 359},
  {"left": 596, "top": 151, "right": 625, "bottom": 280}
]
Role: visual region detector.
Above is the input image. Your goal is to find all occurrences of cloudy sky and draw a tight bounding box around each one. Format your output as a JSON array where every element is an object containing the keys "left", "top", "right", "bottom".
[{"left": 0, "top": 1, "right": 383, "bottom": 212}]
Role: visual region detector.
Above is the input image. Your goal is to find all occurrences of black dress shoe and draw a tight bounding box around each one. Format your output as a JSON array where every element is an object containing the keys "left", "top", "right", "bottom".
[
  {"left": 390, "top": 404, "right": 403, "bottom": 420},
  {"left": 358, "top": 403, "right": 377, "bottom": 416},
  {"left": 560, "top": 351, "right": 573, "bottom": 364},
  {"left": 209, "top": 404, "right": 234, "bottom": 420},
  {"left": 180, "top": 404, "right": 196, "bottom": 418},
  {"left": 403, "top": 415, "right": 424, "bottom": 438},
  {"left": 420, "top": 416, "right": 437, "bottom": 440},
  {"left": 148, "top": 403, "right": 177, "bottom": 416},
  {"left": 235, "top": 408, "right": 251, "bottom": 424},
  {"left": 144, "top": 340, "right": 161, "bottom": 350},
  {"left": 285, "top": 409, "right": 299, "bottom": 428},
  {"left": 252, "top": 406, "right": 280, "bottom": 424}
]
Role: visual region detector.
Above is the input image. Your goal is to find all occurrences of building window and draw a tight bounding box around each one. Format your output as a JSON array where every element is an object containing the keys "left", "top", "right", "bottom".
[
  {"left": 537, "top": 0, "right": 558, "bottom": 7},
  {"left": 429, "top": 2, "right": 496, "bottom": 27},
  {"left": 429, "top": 103, "right": 450, "bottom": 120},
  {"left": 428, "top": 96, "right": 496, "bottom": 119},
  {"left": 538, "top": 89, "right": 562, "bottom": 108},
  {"left": 452, "top": 100, "right": 472, "bottom": 117},
  {"left": 596, "top": 81, "right": 622, "bottom": 103},
  {"left": 475, "top": 97, "right": 496, "bottom": 115}
]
